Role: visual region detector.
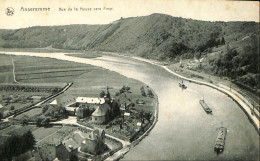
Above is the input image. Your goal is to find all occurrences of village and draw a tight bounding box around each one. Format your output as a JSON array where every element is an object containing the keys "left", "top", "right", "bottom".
[{"left": 0, "top": 83, "right": 157, "bottom": 161}]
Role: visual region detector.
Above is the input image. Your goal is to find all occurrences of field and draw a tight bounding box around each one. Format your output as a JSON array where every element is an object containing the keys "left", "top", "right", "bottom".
[
  {"left": 36, "top": 125, "right": 79, "bottom": 146},
  {"left": 0, "top": 54, "right": 98, "bottom": 84},
  {"left": 14, "top": 108, "right": 42, "bottom": 119},
  {"left": 0, "top": 52, "right": 150, "bottom": 99},
  {"left": 32, "top": 126, "right": 62, "bottom": 141}
]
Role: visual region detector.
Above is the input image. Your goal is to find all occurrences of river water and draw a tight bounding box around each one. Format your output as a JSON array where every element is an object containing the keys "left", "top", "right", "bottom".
[{"left": 1, "top": 51, "right": 259, "bottom": 161}]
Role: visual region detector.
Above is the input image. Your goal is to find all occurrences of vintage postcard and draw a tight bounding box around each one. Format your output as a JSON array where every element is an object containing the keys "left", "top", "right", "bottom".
[{"left": 0, "top": 0, "right": 259, "bottom": 160}]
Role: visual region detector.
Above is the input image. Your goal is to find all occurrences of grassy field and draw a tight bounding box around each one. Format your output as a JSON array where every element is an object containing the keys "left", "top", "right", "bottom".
[
  {"left": 0, "top": 52, "right": 150, "bottom": 99},
  {"left": 0, "top": 54, "right": 98, "bottom": 84},
  {"left": 32, "top": 126, "right": 62, "bottom": 141},
  {"left": 36, "top": 126, "right": 80, "bottom": 145},
  {"left": 14, "top": 108, "right": 42, "bottom": 119}
]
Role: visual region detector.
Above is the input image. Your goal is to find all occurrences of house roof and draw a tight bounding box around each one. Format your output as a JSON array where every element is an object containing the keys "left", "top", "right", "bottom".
[
  {"left": 86, "top": 128, "right": 105, "bottom": 140},
  {"left": 0, "top": 104, "right": 3, "bottom": 109},
  {"left": 53, "top": 138, "right": 61, "bottom": 146},
  {"left": 124, "top": 112, "right": 130, "bottom": 116},
  {"left": 73, "top": 130, "right": 88, "bottom": 143},
  {"left": 63, "top": 138, "right": 79, "bottom": 152},
  {"left": 56, "top": 95, "right": 76, "bottom": 106},
  {"left": 91, "top": 103, "right": 110, "bottom": 117},
  {"left": 76, "top": 97, "right": 105, "bottom": 104},
  {"left": 50, "top": 99, "right": 57, "bottom": 105},
  {"left": 65, "top": 106, "right": 77, "bottom": 112},
  {"left": 31, "top": 96, "right": 42, "bottom": 99}
]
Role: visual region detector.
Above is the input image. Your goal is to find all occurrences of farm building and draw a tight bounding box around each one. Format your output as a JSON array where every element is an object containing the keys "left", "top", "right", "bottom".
[
  {"left": 124, "top": 112, "right": 131, "bottom": 120},
  {"left": 49, "top": 95, "right": 106, "bottom": 116},
  {"left": 80, "top": 128, "right": 106, "bottom": 155},
  {"left": 49, "top": 89, "right": 120, "bottom": 123},
  {"left": 31, "top": 96, "right": 42, "bottom": 103}
]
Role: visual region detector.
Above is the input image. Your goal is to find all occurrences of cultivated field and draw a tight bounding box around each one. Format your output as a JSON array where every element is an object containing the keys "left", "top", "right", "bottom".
[
  {"left": 14, "top": 108, "right": 42, "bottom": 120},
  {"left": 32, "top": 126, "right": 62, "bottom": 141}
]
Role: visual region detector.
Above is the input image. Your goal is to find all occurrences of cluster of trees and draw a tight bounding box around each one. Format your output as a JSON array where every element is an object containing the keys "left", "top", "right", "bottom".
[
  {"left": 120, "top": 86, "right": 130, "bottom": 93},
  {"left": 36, "top": 117, "right": 51, "bottom": 127},
  {"left": 109, "top": 101, "right": 121, "bottom": 119},
  {"left": 140, "top": 86, "right": 146, "bottom": 97},
  {"left": 19, "top": 104, "right": 67, "bottom": 126},
  {"left": 209, "top": 35, "right": 259, "bottom": 89},
  {"left": 139, "top": 111, "right": 152, "bottom": 122},
  {"left": 42, "top": 104, "right": 66, "bottom": 120},
  {"left": 0, "top": 131, "right": 36, "bottom": 160},
  {"left": 115, "top": 85, "right": 131, "bottom": 96},
  {"left": 197, "top": 34, "right": 225, "bottom": 52},
  {"left": 0, "top": 113, "right": 3, "bottom": 120},
  {"left": 140, "top": 86, "right": 154, "bottom": 97},
  {"left": 147, "top": 89, "right": 154, "bottom": 98}
]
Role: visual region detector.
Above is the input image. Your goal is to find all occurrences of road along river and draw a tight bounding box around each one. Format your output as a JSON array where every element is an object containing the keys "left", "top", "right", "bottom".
[{"left": 1, "top": 51, "right": 259, "bottom": 161}]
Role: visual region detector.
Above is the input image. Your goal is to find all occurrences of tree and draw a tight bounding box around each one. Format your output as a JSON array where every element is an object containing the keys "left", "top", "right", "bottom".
[
  {"left": 10, "top": 105, "right": 15, "bottom": 111},
  {"left": 100, "top": 90, "right": 106, "bottom": 98},
  {"left": 0, "top": 113, "right": 3, "bottom": 120},
  {"left": 147, "top": 89, "right": 154, "bottom": 97},
  {"left": 42, "top": 117, "right": 51, "bottom": 126},
  {"left": 22, "top": 118, "right": 28, "bottom": 125},
  {"left": 115, "top": 92, "right": 120, "bottom": 96},
  {"left": 42, "top": 105, "right": 49, "bottom": 113},
  {"left": 70, "top": 153, "right": 79, "bottom": 161},
  {"left": 145, "top": 112, "right": 152, "bottom": 121},
  {"left": 36, "top": 117, "right": 42, "bottom": 126},
  {"left": 140, "top": 86, "right": 146, "bottom": 97},
  {"left": 125, "top": 86, "right": 130, "bottom": 91},
  {"left": 24, "top": 131, "right": 36, "bottom": 150},
  {"left": 119, "top": 88, "right": 124, "bottom": 94},
  {"left": 221, "top": 36, "right": 225, "bottom": 44},
  {"left": 1, "top": 131, "right": 36, "bottom": 160}
]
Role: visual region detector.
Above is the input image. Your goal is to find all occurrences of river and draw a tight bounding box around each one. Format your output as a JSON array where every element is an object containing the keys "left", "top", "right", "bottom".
[{"left": 1, "top": 51, "right": 259, "bottom": 161}]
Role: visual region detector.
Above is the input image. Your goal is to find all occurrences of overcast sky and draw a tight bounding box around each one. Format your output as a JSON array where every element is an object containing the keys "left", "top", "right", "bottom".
[{"left": 0, "top": 0, "right": 259, "bottom": 29}]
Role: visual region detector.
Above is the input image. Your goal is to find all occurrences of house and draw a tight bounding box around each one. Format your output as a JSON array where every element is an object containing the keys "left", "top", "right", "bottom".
[
  {"left": 38, "top": 144, "right": 56, "bottom": 161},
  {"left": 124, "top": 112, "right": 131, "bottom": 120},
  {"left": 76, "top": 97, "right": 105, "bottom": 104},
  {"left": 0, "top": 104, "right": 3, "bottom": 109},
  {"left": 50, "top": 95, "right": 106, "bottom": 116},
  {"left": 56, "top": 142, "right": 77, "bottom": 161},
  {"left": 31, "top": 96, "right": 42, "bottom": 103},
  {"left": 55, "top": 137, "right": 79, "bottom": 161},
  {"left": 91, "top": 103, "right": 111, "bottom": 124},
  {"left": 118, "top": 95, "right": 132, "bottom": 111},
  {"left": 80, "top": 128, "right": 106, "bottom": 155}
]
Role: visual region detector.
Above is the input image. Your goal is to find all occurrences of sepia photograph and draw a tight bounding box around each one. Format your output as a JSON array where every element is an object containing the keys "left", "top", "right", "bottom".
[{"left": 0, "top": 0, "right": 259, "bottom": 160}]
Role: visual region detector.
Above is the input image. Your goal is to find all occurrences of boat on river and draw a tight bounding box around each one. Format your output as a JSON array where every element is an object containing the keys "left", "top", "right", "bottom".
[
  {"left": 199, "top": 97, "right": 212, "bottom": 114},
  {"left": 214, "top": 126, "right": 227, "bottom": 154},
  {"left": 179, "top": 81, "right": 187, "bottom": 89}
]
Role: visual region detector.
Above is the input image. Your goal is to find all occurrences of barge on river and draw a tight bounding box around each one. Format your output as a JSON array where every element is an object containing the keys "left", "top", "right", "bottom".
[
  {"left": 199, "top": 97, "right": 212, "bottom": 114},
  {"left": 214, "top": 127, "right": 227, "bottom": 153},
  {"left": 179, "top": 81, "right": 187, "bottom": 89}
]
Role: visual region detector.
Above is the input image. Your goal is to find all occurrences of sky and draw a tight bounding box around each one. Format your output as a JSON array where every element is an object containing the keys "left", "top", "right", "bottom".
[{"left": 0, "top": 0, "right": 259, "bottom": 29}]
